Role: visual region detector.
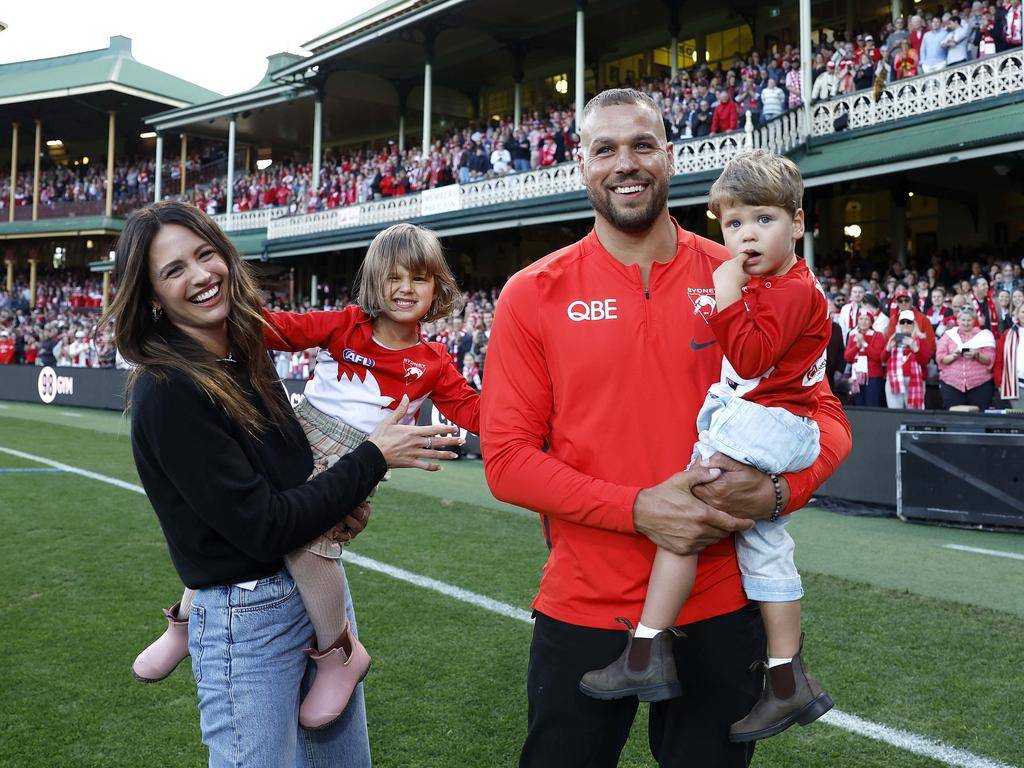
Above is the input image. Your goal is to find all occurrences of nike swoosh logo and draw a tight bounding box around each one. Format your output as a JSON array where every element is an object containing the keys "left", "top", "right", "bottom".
[{"left": 690, "top": 339, "right": 718, "bottom": 351}]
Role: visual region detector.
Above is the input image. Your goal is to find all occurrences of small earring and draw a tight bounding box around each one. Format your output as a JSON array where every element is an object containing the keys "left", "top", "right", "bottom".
[{"left": 152, "top": 304, "right": 163, "bottom": 321}]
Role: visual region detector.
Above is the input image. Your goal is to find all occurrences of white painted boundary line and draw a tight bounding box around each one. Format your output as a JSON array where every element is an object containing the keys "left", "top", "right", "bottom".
[
  {"left": 0, "top": 446, "right": 145, "bottom": 494},
  {"left": 3, "top": 445, "right": 1016, "bottom": 768},
  {"left": 943, "top": 544, "right": 1024, "bottom": 562},
  {"left": 344, "top": 553, "right": 533, "bottom": 623}
]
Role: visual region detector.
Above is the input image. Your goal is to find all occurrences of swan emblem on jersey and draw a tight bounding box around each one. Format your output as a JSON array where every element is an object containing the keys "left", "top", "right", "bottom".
[
  {"left": 403, "top": 359, "right": 426, "bottom": 380},
  {"left": 687, "top": 288, "right": 717, "bottom": 323}
]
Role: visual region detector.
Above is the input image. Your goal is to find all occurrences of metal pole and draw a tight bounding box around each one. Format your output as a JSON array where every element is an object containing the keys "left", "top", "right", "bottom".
[
  {"left": 28, "top": 257, "right": 37, "bottom": 309},
  {"left": 422, "top": 50, "right": 433, "bottom": 153},
  {"left": 5, "top": 258, "right": 13, "bottom": 293},
  {"left": 102, "top": 271, "right": 110, "bottom": 308},
  {"left": 105, "top": 111, "right": 115, "bottom": 217},
  {"left": 799, "top": 0, "right": 813, "bottom": 139},
  {"left": 398, "top": 113, "right": 406, "bottom": 152},
  {"left": 180, "top": 133, "right": 187, "bottom": 197},
  {"left": 803, "top": 231, "right": 815, "bottom": 271},
  {"left": 7, "top": 123, "right": 16, "bottom": 222},
  {"left": 670, "top": 36, "right": 679, "bottom": 81},
  {"left": 154, "top": 133, "right": 163, "bottom": 203},
  {"left": 891, "top": 0, "right": 902, "bottom": 22},
  {"left": 575, "top": 0, "right": 586, "bottom": 123},
  {"left": 31, "top": 119, "right": 41, "bottom": 221},
  {"left": 514, "top": 82, "right": 522, "bottom": 127},
  {"left": 226, "top": 117, "right": 236, "bottom": 224},
  {"left": 312, "top": 98, "right": 323, "bottom": 193}
]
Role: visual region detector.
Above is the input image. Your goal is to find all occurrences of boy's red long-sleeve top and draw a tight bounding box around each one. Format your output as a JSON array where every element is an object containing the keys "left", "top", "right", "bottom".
[
  {"left": 263, "top": 307, "right": 480, "bottom": 435},
  {"left": 707, "top": 259, "right": 831, "bottom": 416},
  {"left": 481, "top": 223, "right": 851, "bottom": 630}
]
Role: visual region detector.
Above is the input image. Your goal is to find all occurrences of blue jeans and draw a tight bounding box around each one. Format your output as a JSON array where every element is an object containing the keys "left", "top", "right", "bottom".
[
  {"left": 513, "top": 158, "right": 531, "bottom": 172},
  {"left": 692, "top": 383, "right": 820, "bottom": 602},
  {"left": 458, "top": 167, "right": 471, "bottom": 185},
  {"left": 189, "top": 562, "right": 371, "bottom": 768}
]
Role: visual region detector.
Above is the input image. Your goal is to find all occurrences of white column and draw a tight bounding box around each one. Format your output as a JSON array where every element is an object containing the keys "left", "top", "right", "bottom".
[
  {"left": 422, "top": 56, "right": 433, "bottom": 154},
  {"left": 154, "top": 133, "right": 163, "bottom": 203},
  {"left": 514, "top": 82, "right": 522, "bottom": 127},
  {"left": 311, "top": 274, "right": 319, "bottom": 307},
  {"left": 670, "top": 36, "right": 679, "bottom": 81},
  {"left": 891, "top": 0, "right": 902, "bottom": 22},
  {"left": 799, "top": 0, "right": 813, "bottom": 138},
  {"left": 226, "top": 117, "right": 236, "bottom": 225},
  {"left": 575, "top": 1, "right": 586, "bottom": 121},
  {"left": 105, "top": 111, "right": 115, "bottom": 218},
  {"left": 803, "top": 230, "right": 815, "bottom": 271},
  {"left": 312, "top": 97, "right": 323, "bottom": 192},
  {"left": 398, "top": 113, "right": 406, "bottom": 152}
]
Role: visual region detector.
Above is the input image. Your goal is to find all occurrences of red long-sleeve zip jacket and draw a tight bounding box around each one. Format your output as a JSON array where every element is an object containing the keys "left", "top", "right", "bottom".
[{"left": 481, "top": 222, "right": 851, "bottom": 629}]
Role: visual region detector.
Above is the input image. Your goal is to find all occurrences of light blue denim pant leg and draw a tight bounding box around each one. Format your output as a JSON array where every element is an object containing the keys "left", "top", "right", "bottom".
[
  {"left": 691, "top": 382, "right": 820, "bottom": 602},
  {"left": 189, "top": 561, "right": 371, "bottom": 768}
]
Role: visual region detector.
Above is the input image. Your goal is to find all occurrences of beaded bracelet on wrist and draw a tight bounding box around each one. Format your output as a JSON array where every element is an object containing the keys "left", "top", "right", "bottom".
[{"left": 769, "top": 473, "right": 783, "bottom": 522}]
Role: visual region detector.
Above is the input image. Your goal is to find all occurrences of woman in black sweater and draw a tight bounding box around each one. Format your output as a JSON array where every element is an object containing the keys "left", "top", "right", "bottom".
[{"left": 104, "top": 201, "right": 460, "bottom": 767}]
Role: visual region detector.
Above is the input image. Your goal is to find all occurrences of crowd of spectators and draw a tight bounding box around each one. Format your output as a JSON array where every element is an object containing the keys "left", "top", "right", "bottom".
[
  {"left": 824, "top": 247, "right": 1024, "bottom": 411},
  {"left": 4, "top": 248, "right": 1023, "bottom": 414}
]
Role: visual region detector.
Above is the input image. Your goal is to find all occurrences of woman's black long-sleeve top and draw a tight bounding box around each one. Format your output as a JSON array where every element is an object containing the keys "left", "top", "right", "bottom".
[{"left": 130, "top": 366, "right": 387, "bottom": 589}]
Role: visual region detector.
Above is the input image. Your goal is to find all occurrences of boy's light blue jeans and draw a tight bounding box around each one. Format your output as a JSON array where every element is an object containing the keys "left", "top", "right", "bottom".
[
  {"left": 189, "top": 561, "right": 371, "bottom": 768},
  {"left": 693, "top": 382, "right": 820, "bottom": 602}
]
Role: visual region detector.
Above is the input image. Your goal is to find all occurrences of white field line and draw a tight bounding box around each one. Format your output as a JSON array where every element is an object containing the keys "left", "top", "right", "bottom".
[
  {"left": 943, "top": 544, "right": 1024, "bottom": 562},
  {"left": 3, "top": 445, "right": 1017, "bottom": 768}
]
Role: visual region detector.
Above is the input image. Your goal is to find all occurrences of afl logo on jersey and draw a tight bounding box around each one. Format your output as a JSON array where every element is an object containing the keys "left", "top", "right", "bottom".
[{"left": 343, "top": 349, "right": 376, "bottom": 368}]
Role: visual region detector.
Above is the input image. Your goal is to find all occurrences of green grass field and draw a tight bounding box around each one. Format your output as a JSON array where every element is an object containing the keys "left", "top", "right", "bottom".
[{"left": 1, "top": 400, "right": 1022, "bottom": 768}]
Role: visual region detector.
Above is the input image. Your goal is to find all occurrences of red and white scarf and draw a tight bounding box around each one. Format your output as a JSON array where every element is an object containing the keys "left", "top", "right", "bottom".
[
  {"left": 1007, "top": 4, "right": 1023, "bottom": 45},
  {"left": 971, "top": 293, "right": 998, "bottom": 329},
  {"left": 887, "top": 345, "right": 924, "bottom": 409},
  {"left": 1000, "top": 325, "right": 1021, "bottom": 401}
]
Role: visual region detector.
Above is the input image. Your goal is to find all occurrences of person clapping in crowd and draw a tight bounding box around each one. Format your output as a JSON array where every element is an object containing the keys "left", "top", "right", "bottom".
[{"left": 845, "top": 309, "right": 887, "bottom": 406}]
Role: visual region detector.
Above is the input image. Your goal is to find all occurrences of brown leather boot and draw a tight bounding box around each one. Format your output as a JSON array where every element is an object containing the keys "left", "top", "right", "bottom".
[
  {"left": 578, "top": 618, "right": 683, "bottom": 702},
  {"left": 729, "top": 634, "right": 833, "bottom": 742}
]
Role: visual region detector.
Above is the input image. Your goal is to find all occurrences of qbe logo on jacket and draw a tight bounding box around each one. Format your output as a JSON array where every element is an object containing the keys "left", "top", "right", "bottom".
[{"left": 567, "top": 299, "right": 618, "bottom": 322}]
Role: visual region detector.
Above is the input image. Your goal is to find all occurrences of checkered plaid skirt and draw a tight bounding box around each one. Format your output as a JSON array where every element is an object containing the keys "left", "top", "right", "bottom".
[{"left": 294, "top": 398, "right": 370, "bottom": 559}]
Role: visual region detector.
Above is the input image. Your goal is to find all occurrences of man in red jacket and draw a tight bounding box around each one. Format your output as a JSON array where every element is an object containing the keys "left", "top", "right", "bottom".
[
  {"left": 481, "top": 89, "right": 850, "bottom": 767},
  {"left": 710, "top": 89, "right": 739, "bottom": 134}
]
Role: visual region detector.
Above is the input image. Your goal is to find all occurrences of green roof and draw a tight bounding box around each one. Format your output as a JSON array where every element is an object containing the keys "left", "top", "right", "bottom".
[
  {"left": 793, "top": 99, "right": 1024, "bottom": 178},
  {"left": 0, "top": 36, "right": 221, "bottom": 107},
  {"left": 0, "top": 216, "right": 123, "bottom": 239}
]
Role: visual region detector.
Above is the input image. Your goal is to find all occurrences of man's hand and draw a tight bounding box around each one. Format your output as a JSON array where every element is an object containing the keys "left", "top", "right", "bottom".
[
  {"left": 633, "top": 465, "right": 754, "bottom": 556},
  {"left": 691, "top": 453, "right": 790, "bottom": 520}
]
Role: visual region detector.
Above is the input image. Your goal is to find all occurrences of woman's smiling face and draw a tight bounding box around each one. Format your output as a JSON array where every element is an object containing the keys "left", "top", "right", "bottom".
[{"left": 148, "top": 224, "right": 231, "bottom": 346}]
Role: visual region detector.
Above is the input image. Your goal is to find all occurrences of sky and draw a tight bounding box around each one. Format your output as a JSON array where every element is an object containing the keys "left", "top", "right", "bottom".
[{"left": 0, "top": 0, "right": 382, "bottom": 96}]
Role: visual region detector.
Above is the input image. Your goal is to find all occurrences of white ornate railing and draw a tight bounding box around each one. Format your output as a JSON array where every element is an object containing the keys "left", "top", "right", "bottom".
[
  {"left": 812, "top": 48, "right": 1023, "bottom": 136},
  {"left": 266, "top": 112, "right": 804, "bottom": 241},
  {"left": 264, "top": 52, "right": 1023, "bottom": 241},
  {"left": 213, "top": 206, "right": 289, "bottom": 232}
]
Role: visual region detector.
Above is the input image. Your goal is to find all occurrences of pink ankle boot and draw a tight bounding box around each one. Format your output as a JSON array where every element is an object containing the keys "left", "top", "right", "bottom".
[
  {"left": 299, "top": 624, "right": 371, "bottom": 730},
  {"left": 132, "top": 602, "right": 190, "bottom": 683}
]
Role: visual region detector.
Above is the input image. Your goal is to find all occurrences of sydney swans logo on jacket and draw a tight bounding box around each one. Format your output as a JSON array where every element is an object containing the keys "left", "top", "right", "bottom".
[
  {"left": 403, "top": 359, "right": 427, "bottom": 380},
  {"left": 687, "top": 287, "right": 717, "bottom": 323}
]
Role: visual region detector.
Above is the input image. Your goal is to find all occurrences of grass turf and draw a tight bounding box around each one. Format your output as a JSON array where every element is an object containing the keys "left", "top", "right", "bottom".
[{"left": 1, "top": 403, "right": 1022, "bottom": 767}]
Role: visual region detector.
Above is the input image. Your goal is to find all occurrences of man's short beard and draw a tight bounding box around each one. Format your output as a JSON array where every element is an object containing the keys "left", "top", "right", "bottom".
[{"left": 586, "top": 176, "right": 670, "bottom": 234}]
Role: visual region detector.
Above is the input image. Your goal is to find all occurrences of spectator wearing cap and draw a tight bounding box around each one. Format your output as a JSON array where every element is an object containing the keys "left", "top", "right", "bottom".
[
  {"left": 937, "top": 305, "right": 996, "bottom": 409},
  {"left": 884, "top": 308, "right": 931, "bottom": 409},
  {"left": 844, "top": 309, "right": 886, "bottom": 406},
  {"left": 0, "top": 329, "right": 14, "bottom": 365},
  {"left": 812, "top": 61, "right": 839, "bottom": 101},
  {"left": 994, "top": 303, "right": 1024, "bottom": 408},
  {"left": 886, "top": 287, "right": 936, "bottom": 353},
  {"left": 921, "top": 16, "right": 950, "bottom": 73}
]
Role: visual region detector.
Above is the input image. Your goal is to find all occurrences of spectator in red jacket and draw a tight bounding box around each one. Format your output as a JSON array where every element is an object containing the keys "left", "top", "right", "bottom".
[
  {"left": 844, "top": 311, "right": 886, "bottom": 406},
  {"left": 710, "top": 90, "right": 739, "bottom": 134},
  {"left": 0, "top": 329, "right": 14, "bottom": 364}
]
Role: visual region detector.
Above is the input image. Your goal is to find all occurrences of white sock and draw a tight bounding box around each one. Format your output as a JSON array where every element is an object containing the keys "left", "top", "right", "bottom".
[
  {"left": 634, "top": 622, "right": 663, "bottom": 639},
  {"left": 768, "top": 657, "right": 793, "bottom": 668}
]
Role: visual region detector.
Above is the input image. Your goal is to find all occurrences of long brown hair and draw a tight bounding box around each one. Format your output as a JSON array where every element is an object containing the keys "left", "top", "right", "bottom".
[{"left": 100, "top": 201, "right": 292, "bottom": 436}]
